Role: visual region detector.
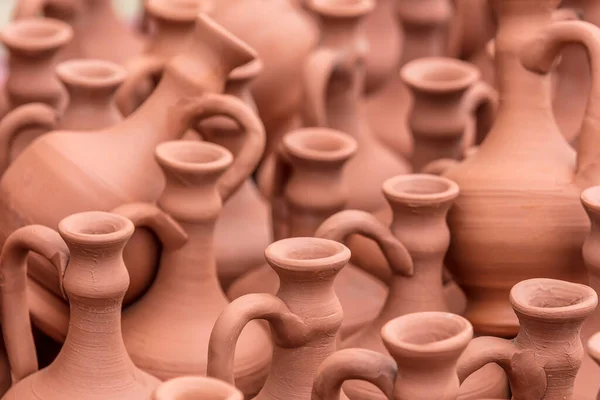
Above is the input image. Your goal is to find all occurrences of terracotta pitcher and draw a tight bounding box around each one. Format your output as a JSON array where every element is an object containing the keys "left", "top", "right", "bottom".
[
  {"left": 313, "top": 312, "right": 473, "bottom": 400},
  {"left": 153, "top": 376, "right": 243, "bottom": 400},
  {"left": 228, "top": 128, "right": 388, "bottom": 338},
  {"left": 0, "top": 211, "right": 160, "bottom": 399},
  {"left": 13, "top": 0, "right": 145, "bottom": 65},
  {"left": 458, "top": 278, "right": 598, "bottom": 400},
  {"left": 442, "top": 0, "right": 600, "bottom": 337},
  {"left": 0, "top": 58, "right": 126, "bottom": 173},
  {"left": 208, "top": 237, "right": 350, "bottom": 400},
  {"left": 0, "top": 14, "right": 258, "bottom": 341}
]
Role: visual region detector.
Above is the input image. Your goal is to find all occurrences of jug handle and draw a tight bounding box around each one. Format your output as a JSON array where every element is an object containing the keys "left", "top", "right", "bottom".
[
  {"left": 519, "top": 20, "right": 600, "bottom": 184},
  {"left": 315, "top": 210, "right": 414, "bottom": 277},
  {"left": 115, "top": 56, "right": 165, "bottom": 117},
  {"left": 0, "top": 225, "right": 69, "bottom": 383},
  {"left": 0, "top": 103, "right": 58, "bottom": 175},
  {"left": 266, "top": 141, "right": 294, "bottom": 241},
  {"left": 170, "top": 93, "right": 266, "bottom": 202},
  {"left": 303, "top": 48, "right": 340, "bottom": 127},
  {"left": 460, "top": 81, "right": 498, "bottom": 146},
  {"left": 311, "top": 348, "right": 397, "bottom": 400},
  {"left": 457, "top": 336, "right": 547, "bottom": 400},
  {"left": 207, "top": 292, "right": 309, "bottom": 385}
]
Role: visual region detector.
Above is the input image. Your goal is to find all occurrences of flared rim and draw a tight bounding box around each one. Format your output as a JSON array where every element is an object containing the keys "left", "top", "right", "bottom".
[
  {"left": 401, "top": 57, "right": 480, "bottom": 93},
  {"left": 1, "top": 17, "right": 73, "bottom": 53},
  {"left": 56, "top": 59, "right": 127, "bottom": 89},
  {"left": 265, "top": 237, "right": 351, "bottom": 272},
  {"left": 283, "top": 128, "right": 357, "bottom": 163},
  {"left": 59, "top": 211, "right": 134, "bottom": 246},
  {"left": 155, "top": 140, "right": 233, "bottom": 175}
]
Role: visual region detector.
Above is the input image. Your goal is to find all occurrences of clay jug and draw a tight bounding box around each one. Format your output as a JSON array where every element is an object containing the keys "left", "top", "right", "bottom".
[
  {"left": 228, "top": 127, "right": 388, "bottom": 338},
  {"left": 366, "top": 0, "right": 452, "bottom": 159},
  {"left": 0, "top": 211, "right": 161, "bottom": 399},
  {"left": 208, "top": 237, "right": 350, "bottom": 400},
  {"left": 211, "top": 0, "right": 318, "bottom": 154},
  {"left": 13, "top": 0, "right": 145, "bottom": 66},
  {"left": 0, "top": 58, "right": 126, "bottom": 173},
  {"left": 401, "top": 57, "right": 497, "bottom": 172},
  {"left": 0, "top": 14, "right": 258, "bottom": 342},
  {"left": 153, "top": 376, "right": 243, "bottom": 400},
  {"left": 312, "top": 312, "right": 474, "bottom": 400},
  {"left": 442, "top": 0, "right": 600, "bottom": 337},
  {"left": 458, "top": 278, "right": 598, "bottom": 400},
  {"left": 302, "top": 0, "right": 411, "bottom": 213}
]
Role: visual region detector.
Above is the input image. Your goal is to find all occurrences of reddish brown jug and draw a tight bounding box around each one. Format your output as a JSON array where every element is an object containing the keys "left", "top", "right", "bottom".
[
  {"left": 0, "top": 211, "right": 160, "bottom": 399},
  {"left": 208, "top": 237, "right": 350, "bottom": 400},
  {"left": 458, "top": 278, "right": 598, "bottom": 400},
  {"left": 153, "top": 376, "right": 243, "bottom": 400}
]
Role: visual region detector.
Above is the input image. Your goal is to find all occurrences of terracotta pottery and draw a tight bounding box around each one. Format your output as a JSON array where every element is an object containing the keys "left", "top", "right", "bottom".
[
  {"left": 365, "top": 0, "right": 452, "bottom": 159},
  {"left": 13, "top": 0, "right": 145, "bottom": 66},
  {"left": 211, "top": 0, "right": 318, "bottom": 154},
  {"left": 458, "top": 278, "right": 598, "bottom": 400},
  {"left": 302, "top": 0, "right": 411, "bottom": 213},
  {"left": 0, "top": 58, "right": 126, "bottom": 174},
  {"left": 442, "top": 0, "right": 600, "bottom": 337},
  {"left": 228, "top": 127, "right": 388, "bottom": 338},
  {"left": 208, "top": 237, "right": 350, "bottom": 400},
  {"left": 0, "top": 211, "right": 160, "bottom": 399},
  {"left": 401, "top": 57, "right": 497, "bottom": 172},
  {"left": 153, "top": 376, "right": 243, "bottom": 400},
  {"left": 0, "top": 14, "right": 258, "bottom": 341}
]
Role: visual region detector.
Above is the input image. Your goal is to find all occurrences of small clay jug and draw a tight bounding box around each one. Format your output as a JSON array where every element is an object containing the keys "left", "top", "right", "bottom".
[
  {"left": 152, "top": 376, "right": 243, "bottom": 400},
  {"left": 0, "top": 59, "right": 126, "bottom": 174},
  {"left": 313, "top": 312, "right": 473, "bottom": 400},
  {"left": 458, "top": 278, "right": 598, "bottom": 400},
  {"left": 0, "top": 211, "right": 160, "bottom": 399},
  {"left": 442, "top": 0, "right": 600, "bottom": 337},
  {"left": 208, "top": 237, "right": 350, "bottom": 400},
  {"left": 401, "top": 57, "right": 498, "bottom": 172},
  {"left": 228, "top": 128, "right": 389, "bottom": 338}
]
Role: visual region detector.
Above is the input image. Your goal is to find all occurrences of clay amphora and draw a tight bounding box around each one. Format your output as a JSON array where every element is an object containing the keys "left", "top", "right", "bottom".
[
  {"left": 313, "top": 312, "right": 473, "bottom": 400},
  {"left": 401, "top": 57, "right": 497, "bottom": 172},
  {"left": 13, "top": 0, "right": 145, "bottom": 66},
  {"left": 365, "top": 0, "right": 452, "bottom": 159},
  {"left": 0, "top": 14, "right": 258, "bottom": 341},
  {"left": 0, "top": 211, "right": 161, "bottom": 399},
  {"left": 442, "top": 0, "right": 600, "bottom": 336},
  {"left": 458, "top": 278, "right": 598, "bottom": 400},
  {"left": 153, "top": 376, "right": 243, "bottom": 400},
  {"left": 208, "top": 237, "right": 350, "bottom": 400},
  {"left": 228, "top": 128, "right": 387, "bottom": 338},
  {"left": 0, "top": 58, "right": 126, "bottom": 174},
  {"left": 302, "top": 0, "right": 411, "bottom": 213},
  {"left": 211, "top": 0, "right": 318, "bottom": 154}
]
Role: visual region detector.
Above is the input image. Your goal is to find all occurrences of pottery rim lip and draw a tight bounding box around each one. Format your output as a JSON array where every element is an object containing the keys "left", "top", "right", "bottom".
[
  {"left": 510, "top": 278, "right": 598, "bottom": 321},
  {"left": 307, "top": 0, "right": 375, "bottom": 18},
  {"left": 146, "top": 0, "right": 211, "bottom": 23},
  {"left": 265, "top": 237, "right": 351, "bottom": 272},
  {"left": 284, "top": 128, "right": 358, "bottom": 163},
  {"left": 155, "top": 140, "right": 234, "bottom": 174},
  {"left": 381, "top": 311, "right": 473, "bottom": 356},
  {"left": 401, "top": 57, "right": 480, "bottom": 94},
  {"left": 383, "top": 174, "right": 459, "bottom": 205},
  {"left": 56, "top": 59, "right": 127, "bottom": 90},
  {"left": 229, "top": 58, "right": 264, "bottom": 83},
  {"left": 152, "top": 376, "right": 243, "bottom": 400},
  {"left": 1, "top": 17, "right": 73, "bottom": 53},
  {"left": 58, "top": 211, "right": 135, "bottom": 246},
  {"left": 581, "top": 185, "right": 600, "bottom": 214}
]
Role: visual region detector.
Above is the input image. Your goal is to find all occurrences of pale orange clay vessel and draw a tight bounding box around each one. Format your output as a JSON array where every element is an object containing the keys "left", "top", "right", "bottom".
[
  {"left": 458, "top": 278, "right": 598, "bottom": 400},
  {"left": 152, "top": 376, "right": 243, "bottom": 400},
  {"left": 0, "top": 58, "right": 126, "bottom": 174},
  {"left": 0, "top": 211, "right": 160, "bottom": 399},
  {"left": 228, "top": 128, "right": 388, "bottom": 338},
  {"left": 313, "top": 312, "right": 474, "bottom": 400},
  {"left": 13, "top": 0, "right": 145, "bottom": 66},
  {"left": 0, "top": 14, "right": 258, "bottom": 342},
  {"left": 208, "top": 237, "right": 350, "bottom": 400},
  {"left": 442, "top": 0, "right": 600, "bottom": 337}
]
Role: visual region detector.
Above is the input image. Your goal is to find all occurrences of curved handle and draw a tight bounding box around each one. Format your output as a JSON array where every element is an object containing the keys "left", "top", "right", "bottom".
[
  {"left": 0, "top": 225, "right": 69, "bottom": 383},
  {"left": 111, "top": 203, "right": 188, "bottom": 251},
  {"left": 303, "top": 48, "right": 339, "bottom": 127},
  {"left": 457, "top": 336, "right": 547, "bottom": 400},
  {"left": 268, "top": 141, "right": 294, "bottom": 241},
  {"left": 311, "top": 348, "right": 397, "bottom": 400},
  {"left": 115, "top": 56, "right": 165, "bottom": 117},
  {"left": 207, "top": 293, "right": 309, "bottom": 385},
  {"left": 315, "top": 210, "right": 413, "bottom": 277},
  {"left": 0, "top": 103, "right": 58, "bottom": 174},
  {"left": 169, "top": 93, "right": 266, "bottom": 202},
  {"left": 461, "top": 81, "right": 498, "bottom": 146}
]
